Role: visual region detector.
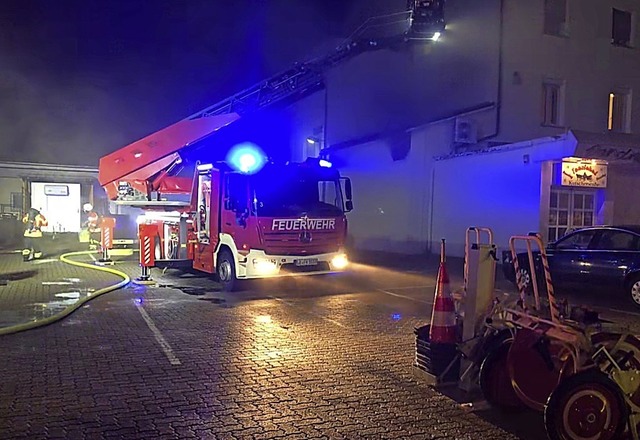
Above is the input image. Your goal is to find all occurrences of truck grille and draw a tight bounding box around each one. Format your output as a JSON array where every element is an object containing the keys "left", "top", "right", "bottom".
[{"left": 262, "top": 230, "right": 340, "bottom": 256}]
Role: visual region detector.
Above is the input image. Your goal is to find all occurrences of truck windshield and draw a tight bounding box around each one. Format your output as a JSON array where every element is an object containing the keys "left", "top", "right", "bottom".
[{"left": 252, "top": 175, "right": 344, "bottom": 217}]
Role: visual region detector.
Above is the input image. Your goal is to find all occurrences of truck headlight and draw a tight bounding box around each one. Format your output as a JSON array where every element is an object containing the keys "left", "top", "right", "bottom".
[
  {"left": 331, "top": 254, "right": 348, "bottom": 270},
  {"left": 253, "top": 259, "right": 278, "bottom": 274}
]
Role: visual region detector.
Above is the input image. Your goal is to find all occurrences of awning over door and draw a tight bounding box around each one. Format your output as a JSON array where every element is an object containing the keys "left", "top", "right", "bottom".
[{"left": 571, "top": 130, "right": 640, "bottom": 163}]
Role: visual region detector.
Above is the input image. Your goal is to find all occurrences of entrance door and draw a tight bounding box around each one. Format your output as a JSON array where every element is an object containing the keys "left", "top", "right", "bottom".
[{"left": 548, "top": 188, "right": 596, "bottom": 242}]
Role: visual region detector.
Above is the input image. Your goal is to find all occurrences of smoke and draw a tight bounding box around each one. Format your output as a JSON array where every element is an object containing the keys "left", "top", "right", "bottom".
[{"left": 0, "top": 0, "right": 392, "bottom": 167}]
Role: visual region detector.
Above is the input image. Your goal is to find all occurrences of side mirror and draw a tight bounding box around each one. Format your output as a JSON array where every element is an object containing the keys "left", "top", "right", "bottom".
[
  {"left": 345, "top": 200, "right": 354, "bottom": 212},
  {"left": 344, "top": 178, "right": 353, "bottom": 200}
]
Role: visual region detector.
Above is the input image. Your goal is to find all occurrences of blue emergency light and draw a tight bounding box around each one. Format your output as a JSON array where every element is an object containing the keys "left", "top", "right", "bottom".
[{"left": 227, "top": 142, "right": 267, "bottom": 174}]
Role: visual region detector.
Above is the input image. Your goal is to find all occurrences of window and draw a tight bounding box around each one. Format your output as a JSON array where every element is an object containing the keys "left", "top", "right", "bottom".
[
  {"left": 548, "top": 188, "right": 595, "bottom": 242},
  {"left": 594, "top": 230, "right": 639, "bottom": 251},
  {"left": 544, "top": 0, "right": 569, "bottom": 37},
  {"left": 10, "top": 192, "right": 22, "bottom": 210},
  {"left": 225, "top": 173, "right": 249, "bottom": 212},
  {"left": 608, "top": 90, "right": 632, "bottom": 133},
  {"left": 612, "top": 8, "right": 633, "bottom": 47},
  {"left": 555, "top": 230, "right": 597, "bottom": 250},
  {"left": 542, "top": 80, "right": 566, "bottom": 127}
]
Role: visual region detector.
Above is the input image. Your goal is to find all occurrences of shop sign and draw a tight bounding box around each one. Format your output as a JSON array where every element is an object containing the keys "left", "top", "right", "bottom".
[{"left": 561, "top": 160, "right": 607, "bottom": 188}]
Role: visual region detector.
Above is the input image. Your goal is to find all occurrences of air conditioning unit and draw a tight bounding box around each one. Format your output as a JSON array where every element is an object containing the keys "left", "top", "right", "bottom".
[{"left": 454, "top": 117, "right": 478, "bottom": 144}]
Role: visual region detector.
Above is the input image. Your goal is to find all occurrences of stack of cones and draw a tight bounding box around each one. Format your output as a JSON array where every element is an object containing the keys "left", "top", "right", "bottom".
[{"left": 429, "top": 239, "right": 458, "bottom": 344}]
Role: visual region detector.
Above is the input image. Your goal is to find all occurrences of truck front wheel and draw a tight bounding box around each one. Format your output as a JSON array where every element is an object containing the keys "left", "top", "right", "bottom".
[{"left": 216, "top": 249, "right": 236, "bottom": 292}]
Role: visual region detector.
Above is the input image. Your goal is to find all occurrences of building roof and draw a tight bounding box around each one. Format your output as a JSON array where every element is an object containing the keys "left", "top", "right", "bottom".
[{"left": 0, "top": 161, "right": 98, "bottom": 181}]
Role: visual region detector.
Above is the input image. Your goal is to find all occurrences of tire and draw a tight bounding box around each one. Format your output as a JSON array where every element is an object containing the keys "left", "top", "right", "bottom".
[
  {"left": 216, "top": 249, "right": 236, "bottom": 292},
  {"left": 544, "top": 370, "right": 628, "bottom": 440},
  {"left": 478, "top": 338, "right": 526, "bottom": 411},
  {"left": 626, "top": 273, "right": 640, "bottom": 307}
]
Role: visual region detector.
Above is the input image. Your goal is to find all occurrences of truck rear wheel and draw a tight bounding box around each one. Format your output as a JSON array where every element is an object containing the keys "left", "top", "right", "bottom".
[{"left": 216, "top": 249, "right": 236, "bottom": 292}]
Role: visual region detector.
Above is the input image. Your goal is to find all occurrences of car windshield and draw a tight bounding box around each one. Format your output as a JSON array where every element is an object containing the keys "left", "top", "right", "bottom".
[{"left": 251, "top": 171, "right": 344, "bottom": 217}]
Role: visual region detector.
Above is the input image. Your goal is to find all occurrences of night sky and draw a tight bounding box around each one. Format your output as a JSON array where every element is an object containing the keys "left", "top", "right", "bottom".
[{"left": 0, "top": 0, "right": 371, "bottom": 166}]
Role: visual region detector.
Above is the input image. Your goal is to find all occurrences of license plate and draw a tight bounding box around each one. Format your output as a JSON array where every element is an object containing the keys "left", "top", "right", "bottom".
[{"left": 294, "top": 258, "right": 318, "bottom": 267}]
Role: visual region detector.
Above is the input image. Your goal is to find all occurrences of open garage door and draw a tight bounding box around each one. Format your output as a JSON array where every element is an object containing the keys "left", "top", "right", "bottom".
[{"left": 31, "top": 182, "right": 81, "bottom": 233}]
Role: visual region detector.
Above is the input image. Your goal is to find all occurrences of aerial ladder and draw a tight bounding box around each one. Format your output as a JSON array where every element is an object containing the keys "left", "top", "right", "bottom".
[
  {"left": 97, "top": 1, "right": 445, "bottom": 282},
  {"left": 98, "top": 1, "right": 446, "bottom": 205}
]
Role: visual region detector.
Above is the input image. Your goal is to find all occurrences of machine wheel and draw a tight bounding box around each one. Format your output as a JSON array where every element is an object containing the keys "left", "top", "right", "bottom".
[
  {"left": 544, "top": 370, "right": 628, "bottom": 440},
  {"left": 479, "top": 338, "right": 526, "bottom": 411},
  {"left": 216, "top": 249, "right": 236, "bottom": 292},
  {"left": 507, "top": 329, "right": 575, "bottom": 412},
  {"left": 626, "top": 274, "right": 640, "bottom": 307}
]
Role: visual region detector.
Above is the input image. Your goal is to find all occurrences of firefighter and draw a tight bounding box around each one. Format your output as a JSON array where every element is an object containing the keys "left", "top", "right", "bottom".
[
  {"left": 82, "top": 203, "right": 101, "bottom": 250},
  {"left": 22, "top": 208, "right": 48, "bottom": 261}
]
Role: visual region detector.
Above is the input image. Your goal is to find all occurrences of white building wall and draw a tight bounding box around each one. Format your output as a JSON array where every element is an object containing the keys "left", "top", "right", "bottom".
[
  {"left": 432, "top": 148, "right": 543, "bottom": 257},
  {"left": 500, "top": 0, "right": 640, "bottom": 143},
  {"left": 330, "top": 114, "right": 487, "bottom": 254},
  {"left": 605, "top": 163, "right": 640, "bottom": 225},
  {"left": 287, "top": 0, "right": 640, "bottom": 256}
]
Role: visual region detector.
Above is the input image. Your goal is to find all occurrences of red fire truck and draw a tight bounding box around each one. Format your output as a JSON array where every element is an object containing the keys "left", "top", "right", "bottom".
[{"left": 97, "top": 2, "right": 445, "bottom": 290}]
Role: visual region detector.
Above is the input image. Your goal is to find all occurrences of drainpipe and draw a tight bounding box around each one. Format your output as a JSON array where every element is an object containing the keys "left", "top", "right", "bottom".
[{"left": 495, "top": 0, "right": 504, "bottom": 138}]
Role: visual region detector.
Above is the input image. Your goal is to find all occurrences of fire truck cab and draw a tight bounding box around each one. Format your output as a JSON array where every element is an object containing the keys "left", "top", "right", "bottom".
[{"left": 136, "top": 153, "right": 352, "bottom": 290}]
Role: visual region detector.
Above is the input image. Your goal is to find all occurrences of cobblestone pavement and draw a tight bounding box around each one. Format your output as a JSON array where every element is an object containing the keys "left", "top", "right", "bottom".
[
  {"left": 1, "top": 249, "right": 639, "bottom": 439},
  {"left": 0, "top": 253, "right": 524, "bottom": 440},
  {"left": 0, "top": 235, "right": 124, "bottom": 328}
]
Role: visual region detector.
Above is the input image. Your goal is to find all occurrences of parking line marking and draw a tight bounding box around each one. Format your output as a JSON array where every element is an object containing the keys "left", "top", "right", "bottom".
[
  {"left": 136, "top": 306, "right": 182, "bottom": 366},
  {"left": 377, "top": 289, "right": 433, "bottom": 304},
  {"left": 271, "top": 296, "right": 346, "bottom": 328},
  {"left": 32, "top": 258, "right": 58, "bottom": 265}
]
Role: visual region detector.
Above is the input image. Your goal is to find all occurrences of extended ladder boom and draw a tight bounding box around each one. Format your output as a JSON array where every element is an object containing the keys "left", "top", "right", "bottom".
[{"left": 98, "top": 3, "right": 445, "bottom": 202}]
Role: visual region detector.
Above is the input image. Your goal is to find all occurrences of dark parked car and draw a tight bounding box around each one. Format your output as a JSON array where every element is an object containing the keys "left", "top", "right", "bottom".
[{"left": 502, "top": 226, "right": 640, "bottom": 307}]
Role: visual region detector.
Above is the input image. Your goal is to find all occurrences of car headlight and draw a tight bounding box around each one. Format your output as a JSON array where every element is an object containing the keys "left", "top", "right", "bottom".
[{"left": 331, "top": 254, "right": 349, "bottom": 270}]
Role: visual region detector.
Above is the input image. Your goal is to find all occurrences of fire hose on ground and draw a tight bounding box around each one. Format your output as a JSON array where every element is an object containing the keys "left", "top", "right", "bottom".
[{"left": 0, "top": 250, "right": 130, "bottom": 336}]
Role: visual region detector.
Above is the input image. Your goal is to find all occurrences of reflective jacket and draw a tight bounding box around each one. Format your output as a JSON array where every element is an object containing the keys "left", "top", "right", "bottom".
[
  {"left": 23, "top": 213, "right": 48, "bottom": 238},
  {"left": 85, "top": 211, "right": 100, "bottom": 232}
]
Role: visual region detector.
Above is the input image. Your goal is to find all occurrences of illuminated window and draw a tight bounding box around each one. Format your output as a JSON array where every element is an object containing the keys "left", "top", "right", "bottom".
[
  {"left": 544, "top": 0, "right": 569, "bottom": 37},
  {"left": 608, "top": 90, "right": 632, "bottom": 133},
  {"left": 542, "top": 79, "right": 566, "bottom": 127},
  {"left": 612, "top": 8, "right": 633, "bottom": 47},
  {"left": 548, "top": 189, "right": 595, "bottom": 243}
]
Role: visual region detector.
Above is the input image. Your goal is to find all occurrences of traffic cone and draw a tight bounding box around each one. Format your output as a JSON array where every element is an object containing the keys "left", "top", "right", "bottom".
[{"left": 429, "top": 240, "right": 458, "bottom": 344}]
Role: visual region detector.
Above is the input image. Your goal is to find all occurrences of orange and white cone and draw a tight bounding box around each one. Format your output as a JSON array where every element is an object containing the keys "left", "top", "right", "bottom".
[{"left": 429, "top": 243, "right": 458, "bottom": 344}]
